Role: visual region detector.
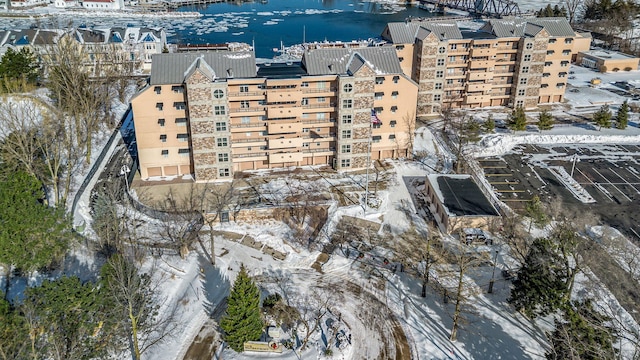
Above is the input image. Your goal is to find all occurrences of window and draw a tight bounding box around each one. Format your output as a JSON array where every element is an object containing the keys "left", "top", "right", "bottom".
[
  {"left": 393, "top": 76, "right": 399, "bottom": 83},
  {"left": 374, "top": 92, "right": 384, "bottom": 100},
  {"left": 178, "top": 148, "right": 190, "bottom": 157},
  {"left": 392, "top": 91, "right": 399, "bottom": 99},
  {"left": 518, "top": 89, "right": 525, "bottom": 96},
  {"left": 316, "top": 113, "right": 325, "bottom": 120},
  {"left": 396, "top": 45, "right": 404, "bottom": 50},
  {"left": 343, "top": 83, "right": 353, "bottom": 92},
  {"left": 373, "top": 122, "right": 381, "bottom": 129},
  {"left": 342, "top": 99, "right": 352, "bottom": 109},
  {"left": 302, "top": 142, "right": 309, "bottom": 147},
  {"left": 523, "top": 54, "right": 531, "bottom": 62},
  {"left": 437, "top": 58, "right": 445, "bottom": 66},
  {"left": 438, "top": 46, "right": 446, "bottom": 54},
  {"left": 547, "top": 50, "right": 555, "bottom": 55},
  {"left": 399, "top": 57, "right": 404, "bottom": 62},
  {"left": 542, "top": 73, "right": 551, "bottom": 78},
  {"left": 435, "top": 83, "right": 443, "bottom": 90},
  {"left": 433, "top": 94, "right": 441, "bottom": 102},
  {"left": 317, "top": 82, "right": 326, "bottom": 89},
  {"left": 154, "top": 86, "right": 161, "bottom": 94},
  {"left": 375, "top": 77, "right": 384, "bottom": 85},
  {"left": 448, "top": 56, "right": 456, "bottom": 62},
  {"left": 556, "top": 83, "right": 565, "bottom": 88},
  {"left": 241, "top": 116, "right": 251, "bottom": 124},
  {"left": 301, "top": 82, "right": 309, "bottom": 87},
  {"left": 390, "top": 120, "right": 397, "bottom": 128},
  {"left": 558, "top": 72, "right": 567, "bottom": 78},
  {"left": 160, "top": 134, "right": 167, "bottom": 142},
  {"left": 218, "top": 168, "right": 230, "bottom": 177},
  {"left": 522, "top": 66, "right": 529, "bottom": 73},
  {"left": 174, "top": 102, "right": 186, "bottom": 110},
  {"left": 213, "top": 89, "right": 224, "bottom": 99},
  {"left": 450, "top": 44, "right": 457, "bottom": 50},
  {"left": 561, "top": 61, "right": 569, "bottom": 67},
  {"left": 545, "top": 61, "right": 552, "bottom": 66},
  {"left": 372, "top": 135, "right": 381, "bottom": 143},
  {"left": 158, "top": 118, "right": 165, "bottom": 127},
  {"left": 341, "top": 144, "right": 351, "bottom": 153},
  {"left": 318, "top": 97, "right": 326, "bottom": 103},
  {"left": 341, "top": 130, "right": 351, "bottom": 139},
  {"left": 218, "top": 153, "right": 229, "bottom": 162},
  {"left": 177, "top": 133, "right": 189, "bottom": 142},
  {"left": 391, "top": 106, "right": 397, "bottom": 113},
  {"left": 303, "top": 128, "right": 309, "bottom": 133},
  {"left": 342, "top": 115, "right": 352, "bottom": 124},
  {"left": 436, "top": 70, "right": 444, "bottom": 78},
  {"left": 161, "top": 149, "right": 169, "bottom": 157},
  {"left": 565, "top": 38, "right": 573, "bottom": 44},
  {"left": 216, "top": 122, "right": 227, "bottom": 131},
  {"left": 301, "top": 98, "right": 309, "bottom": 106},
  {"left": 217, "top": 137, "right": 228, "bottom": 147},
  {"left": 175, "top": 118, "right": 187, "bottom": 126},
  {"left": 171, "top": 85, "right": 184, "bottom": 93},
  {"left": 214, "top": 106, "right": 226, "bottom": 115},
  {"left": 516, "top": 100, "right": 524, "bottom": 107},
  {"left": 239, "top": 85, "right": 249, "bottom": 93},
  {"left": 156, "top": 102, "right": 163, "bottom": 111},
  {"left": 519, "top": 78, "right": 527, "bottom": 85},
  {"left": 562, "top": 50, "right": 571, "bottom": 55},
  {"left": 240, "top": 100, "right": 250, "bottom": 109},
  {"left": 526, "top": 43, "right": 533, "bottom": 50},
  {"left": 446, "top": 79, "right": 454, "bottom": 85},
  {"left": 341, "top": 159, "right": 351, "bottom": 168},
  {"left": 389, "top": 134, "right": 396, "bottom": 140},
  {"left": 549, "top": 38, "right": 557, "bottom": 44},
  {"left": 541, "top": 84, "right": 549, "bottom": 88}
]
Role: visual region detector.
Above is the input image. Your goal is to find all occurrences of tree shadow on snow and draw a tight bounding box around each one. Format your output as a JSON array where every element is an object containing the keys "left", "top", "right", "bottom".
[{"left": 199, "top": 254, "right": 231, "bottom": 321}]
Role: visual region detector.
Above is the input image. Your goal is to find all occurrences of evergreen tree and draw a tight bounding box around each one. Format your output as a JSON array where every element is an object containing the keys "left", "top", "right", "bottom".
[
  {"left": 525, "top": 195, "right": 548, "bottom": 232},
  {"left": 23, "top": 277, "right": 114, "bottom": 360},
  {"left": 508, "top": 238, "right": 570, "bottom": 318},
  {"left": 537, "top": 109, "right": 555, "bottom": 131},
  {"left": 508, "top": 106, "right": 527, "bottom": 131},
  {"left": 483, "top": 114, "right": 495, "bottom": 133},
  {"left": 0, "top": 47, "right": 40, "bottom": 91},
  {"left": 593, "top": 104, "right": 612, "bottom": 130},
  {"left": 546, "top": 299, "right": 617, "bottom": 359},
  {"left": 220, "top": 265, "right": 264, "bottom": 352},
  {"left": 0, "top": 171, "right": 70, "bottom": 299},
  {"left": 615, "top": 100, "right": 629, "bottom": 129},
  {"left": 0, "top": 293, "right": 29, "bottom": 359}
]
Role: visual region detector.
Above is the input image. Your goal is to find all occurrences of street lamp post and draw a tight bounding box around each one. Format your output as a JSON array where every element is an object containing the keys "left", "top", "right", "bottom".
[
  {"left": 488, "top": 250, "right": 499, "bottom": 294},
  {"left": 120, "top": 164, "right": 131, "bottom": 193}
]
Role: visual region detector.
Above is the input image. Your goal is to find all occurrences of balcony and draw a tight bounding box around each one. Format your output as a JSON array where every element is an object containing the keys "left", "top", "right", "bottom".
[
  {"left": 470, "top": 48, "right": 493, "bottom": 57},
  {"left": 231, "top": 137, "right": 267, "bottom": 145},
  {"left": 269, "top": 152, "right": 304, "bottom": 163},
  {"left": 234, "top": 152, "right": 268, "bottom": 159},
  {"left": 467, "top": 72, "right": 492, "bottom": 81},
  {"left": 302, "top": 87, "right": 337, "bottom": 94},
  {"left": 303, "top": 103, "right": 336, "bottom": 110},
  {"left": 306, "top": 147, "right": 334, "bottom": 154},
  {"left": 227, "top": 91, "right": 264, "bottom": 98},
  {"left": 230, "top": 122, "right": 266, "bottom": 129},
  {"left": 266, "top": 90, "right": 303, "bottom": 103},
  {"left": 267, "top": 106, "right": 303, "bottom": 119},
  {"left": 267, "top": 121, "right": 304, "bottom": 134},
  {"left": 466, "top": 83, "right": 492, "bottom": 92},
  {"left": 268, "top": 137, "right": 305, "bottom": 149},
  {"left": 229, "top": 107, "right": 264, "bottom": 114}
]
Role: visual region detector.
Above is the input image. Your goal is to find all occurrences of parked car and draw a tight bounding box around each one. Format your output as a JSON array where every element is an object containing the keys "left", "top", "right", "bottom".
[{"left": 462, "top": 228, "right": 493, "bottom": 245}]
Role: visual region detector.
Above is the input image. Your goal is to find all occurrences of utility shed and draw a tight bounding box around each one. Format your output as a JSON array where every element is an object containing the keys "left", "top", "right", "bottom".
[{"left": 425, "top": 174, "right": 500, "bottom": 233}]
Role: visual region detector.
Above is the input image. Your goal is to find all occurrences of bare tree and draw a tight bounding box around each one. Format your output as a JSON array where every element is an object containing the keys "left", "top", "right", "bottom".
[
  {"left": 101, "top": 255, "right": 177, "bottom": 360},
  {"left": 402, "top": 111, "right": 416, "bottom": 159},
  {"left": 565, "top": 0, "right": 583, "bottom": 23},
  {"left": 293, "top": 288, "right": 334, "bottom": 350},
  {"left": 153, "top": 187, "right": 203, "bottom": 259}
]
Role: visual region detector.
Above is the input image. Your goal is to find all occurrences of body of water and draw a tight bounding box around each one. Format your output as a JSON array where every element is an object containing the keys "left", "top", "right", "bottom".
[{"left": 176, "top": 0, "right": 432, "bottom": 58}]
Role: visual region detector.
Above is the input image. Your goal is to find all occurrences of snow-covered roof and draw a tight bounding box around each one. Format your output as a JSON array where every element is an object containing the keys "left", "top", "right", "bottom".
[
  {"left": 302, "top": 47, "right": 402, "bottom": 76},
  {"left": 150, "top": 51, "right": 257, "bottom": 85}
]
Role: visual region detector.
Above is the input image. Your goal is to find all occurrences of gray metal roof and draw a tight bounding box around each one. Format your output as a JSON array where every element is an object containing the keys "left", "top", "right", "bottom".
[
  {"left": 150, "top": 51, "right": 257, "bottom": 85},
  {"left": 383, "top": 21, "right": 463, "bottom": 43},
  {"left": 487, "top": 17, "right": 576, "bottom": 38},
  {"left": 302, "top": 47, "right": 403, "bottom": 76}
]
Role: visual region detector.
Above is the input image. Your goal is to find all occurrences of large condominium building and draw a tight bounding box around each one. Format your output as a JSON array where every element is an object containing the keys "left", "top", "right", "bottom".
[
  {"left": 382, "top": 18, "right": 591, "bottom": 117},
  {"left": 130, "top": 48, "right": 418, "bottom": 181}
]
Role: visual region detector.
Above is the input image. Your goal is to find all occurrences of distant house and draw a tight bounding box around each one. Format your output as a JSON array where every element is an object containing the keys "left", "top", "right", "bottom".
[
  {"left": 81, "top": 0, "right": 123, "bottom": 10},
  {"left": 576, "top": 50, "right": 640, "bottom": 73},
  {"left": 425, "top": 174, "right": 501, "bottom": 234},
  {"left": 8, "top": 0, "right": 48, "bottom": 8},
  {"left": 54, "top": 0, "right": 79, "bottom": 8}
]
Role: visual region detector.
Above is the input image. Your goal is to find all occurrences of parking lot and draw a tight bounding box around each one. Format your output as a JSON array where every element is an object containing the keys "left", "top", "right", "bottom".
[{"left": 479, "top": 143, "right": 640, "bottom": 240}]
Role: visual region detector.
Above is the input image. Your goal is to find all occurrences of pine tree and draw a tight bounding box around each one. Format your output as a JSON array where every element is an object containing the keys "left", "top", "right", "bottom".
[
  {"left": 508, "top": 106, "right": 527, "bottom": 131},
  {"left": 508, "top": 238, "right": 570, "bottom": 318},
  {"left": 537, "top": 109, "right": 555, "bottom": 131},
  {"left": 220, "top": 265, "right": 264, "bottom": 352},
  {"left": 593, "top": 104, "right": 612, "bottom": 130},
  {"left": 546, "top": 299, "right": 617, "bottom": 359},
  {"left": 483, "top": 114, "right": 495, "bottom": 133},
  {"left": 616, "top": 100, "right": 629, "bottom": 129},
  {"left": 525, "top": 195, "right": 548, "bottom": 232}
]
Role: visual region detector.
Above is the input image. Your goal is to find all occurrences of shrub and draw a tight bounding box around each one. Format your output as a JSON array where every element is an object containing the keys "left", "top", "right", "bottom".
[
  {"left": 625, "top": 67, "right": 633, "bottom": 71},
  {"left": 613, "top": 68, "right": 620, "bottom": 72},
  {"left": 263, "top": 293, "right": 282, "bottom": 308}
]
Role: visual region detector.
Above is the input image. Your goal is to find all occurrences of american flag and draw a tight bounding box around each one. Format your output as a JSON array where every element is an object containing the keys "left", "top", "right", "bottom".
[{"left": 370, "top": 109, "right": 382, "bottom": 125}]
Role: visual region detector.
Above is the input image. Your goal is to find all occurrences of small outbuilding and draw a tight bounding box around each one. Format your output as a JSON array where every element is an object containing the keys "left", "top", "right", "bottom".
[
  {"left": 576, "top": 50, "right": 639, "bottom": 73},
  {"left": 425, "top": 174, "right": 500, "bottom": 234}
]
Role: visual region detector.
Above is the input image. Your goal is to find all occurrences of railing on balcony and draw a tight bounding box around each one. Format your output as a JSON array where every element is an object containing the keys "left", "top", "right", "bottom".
[
  {"left": 303, "top": 119, "right": 336, "bottom": 124},
  {"left": 234, "top": 152, "right": 268, "bottom": 159},
  {"left": 306, "top": 147, "right": 335, "bottom": 153},
  {"left": 228, "top": 91, "right": 264, "bottom": 97},
  {"left": 231, "top": 122, "right": 266, "bottom": 128},
  {"left": 231, "top": 138, "right": 267, "bottom": 144},
  {"left": 302, "top": 87, "right": 337, "bottom": 93},
  {"left": 303, "top": 103, "right": 336, "bottom": 109},
  {"left": 229, "top": 107, "right": 264, "bottom": 113}
]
